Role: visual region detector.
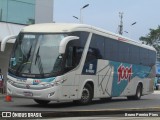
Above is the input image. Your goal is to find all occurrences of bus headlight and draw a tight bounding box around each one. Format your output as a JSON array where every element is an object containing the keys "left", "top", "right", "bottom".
[
  {"left": 42, "top": 83, "right": 53, "bottom": 88},
  {"left": 8, "top": 80, "right": 15, "bottom": 85},
  {"left": 42, "top": 79, "right": 66, "bottom": 88},
  {"left": 54, "top": 79, "right": 66, "bottom": 85},
  {"left": 48, "top": 92, "right": 55, "bottom": 98}
]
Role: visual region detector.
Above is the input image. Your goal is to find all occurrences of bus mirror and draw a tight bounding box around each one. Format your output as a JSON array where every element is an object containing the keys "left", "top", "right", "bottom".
[
  {"left": 1, "top": 35, "right": 17, "bottom": 52},
  {"left": 59, "top": 36, "right": 79, "bottom": 54}
]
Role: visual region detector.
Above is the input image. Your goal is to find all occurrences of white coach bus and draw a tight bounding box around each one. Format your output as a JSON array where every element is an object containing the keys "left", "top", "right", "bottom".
[{"left": 2, "top": 23, "right": 156, "bottom": 105}]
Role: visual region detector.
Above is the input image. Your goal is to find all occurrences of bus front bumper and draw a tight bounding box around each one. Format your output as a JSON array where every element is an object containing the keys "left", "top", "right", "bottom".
[{"left": 7, "top": 81, "right": 61, "bottom": 101}]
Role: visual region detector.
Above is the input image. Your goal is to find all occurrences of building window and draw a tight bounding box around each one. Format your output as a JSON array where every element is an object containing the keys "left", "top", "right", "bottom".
[{"left": 0, "top": 0, "right": 35, "bottom": 25}]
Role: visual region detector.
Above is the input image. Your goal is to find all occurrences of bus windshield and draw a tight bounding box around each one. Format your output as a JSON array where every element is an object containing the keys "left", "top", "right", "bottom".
[{"left": 9, "top": 33, "right": 67, "bottom": 78}]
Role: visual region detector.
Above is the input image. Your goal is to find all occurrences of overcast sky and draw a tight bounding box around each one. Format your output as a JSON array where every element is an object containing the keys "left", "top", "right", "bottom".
[{"left": 54, "top": 0, "right": 160, "bottom": 41}]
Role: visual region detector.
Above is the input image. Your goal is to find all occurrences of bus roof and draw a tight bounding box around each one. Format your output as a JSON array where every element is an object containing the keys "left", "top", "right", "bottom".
[{"left": 21, "top": 23, "right": 156, "bottom": 51}]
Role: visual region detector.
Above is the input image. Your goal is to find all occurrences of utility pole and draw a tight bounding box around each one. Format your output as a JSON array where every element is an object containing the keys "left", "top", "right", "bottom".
[{"left": 118, "top": 12, "right": 123, "bottom": 35}]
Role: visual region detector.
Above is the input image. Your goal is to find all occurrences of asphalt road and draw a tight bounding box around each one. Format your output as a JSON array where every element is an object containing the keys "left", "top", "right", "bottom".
[
  {"left": 1, "top": 91, "right": 160, "bottom": 111},
  {"left": 1, "top": 91, "right": 160, "bottom": 118}
]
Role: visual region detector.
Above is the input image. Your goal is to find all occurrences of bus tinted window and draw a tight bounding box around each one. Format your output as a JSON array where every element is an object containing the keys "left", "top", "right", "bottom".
[
  {"left": 105, "top": 38, "right": 119, "bottom": 61},
  {"left": 64, "top": 31, "right": 89, "bottom": 72},
  {"left": 148, "top": 50, "right": 156, "bottom": 66},
  {"left": 70, "top": 32, "right": 89, "bottom": 47},
  {"left": 85, "top": 33, "right": 155, "bottom": 67},
  {"left": 118, "top": 42, "right": 130, "bottom": 63},
  {"left": 89, "top": 34, "right": 105, "bottom": 59},
  {"left": 140, "top": 48, "right": 149, "bottom": 66},
  {"left": 129, "top": 45, "right": 140, "bottom": 65}
]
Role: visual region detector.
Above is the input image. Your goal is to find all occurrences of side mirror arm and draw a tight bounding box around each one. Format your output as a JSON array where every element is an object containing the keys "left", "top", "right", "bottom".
[
  {"left": 59, "top": 36, "right": 79, "bottom": 54},
  {"left": 1, "top": 35, "right": 17, "bottom": 51}
]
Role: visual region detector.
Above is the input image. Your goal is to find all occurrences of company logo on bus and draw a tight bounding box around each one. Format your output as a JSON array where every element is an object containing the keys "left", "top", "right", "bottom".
[
  {"left": 117, "top": 64, "right": 132, "bottom": 84},
  {"left": 34, "top": 80, "right": 41, "bottom": 83}
]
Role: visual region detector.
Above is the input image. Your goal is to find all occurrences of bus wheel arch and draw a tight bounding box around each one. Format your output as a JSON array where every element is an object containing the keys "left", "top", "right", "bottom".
[
  {"left": 127, "top": 82, "right": 143, "bottom": 100},
  {"left": 76, "top": 80, "right": 94, "bottom": 105}
]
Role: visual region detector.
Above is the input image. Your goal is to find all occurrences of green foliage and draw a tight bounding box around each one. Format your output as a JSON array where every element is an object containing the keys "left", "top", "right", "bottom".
[{"left": 140, "top": 26, "right": 160, "bottom": 52}]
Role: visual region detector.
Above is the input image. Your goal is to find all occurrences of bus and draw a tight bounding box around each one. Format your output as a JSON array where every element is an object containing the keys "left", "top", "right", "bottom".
[
  {"left": 155, "top": 63, "right": 160, "bottom": 90},
  {"left": 2, "top": 23, "right": 156, "bottom": 105}
]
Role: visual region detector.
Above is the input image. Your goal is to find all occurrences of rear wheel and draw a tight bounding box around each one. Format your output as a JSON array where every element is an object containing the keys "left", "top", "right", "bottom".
[
  {"left": 34, "top": 99, "right": 50, "bottom": 105},
  {"left": 75, "top": 84, "right": 93, "bottom": 105},
  {"left": 127, "top": 84, "right": 142, "bottom": 100}
]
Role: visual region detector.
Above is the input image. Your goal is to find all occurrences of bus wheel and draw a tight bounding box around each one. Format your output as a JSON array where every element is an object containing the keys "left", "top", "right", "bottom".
[
  {"left": 78, "top": 84, "right": 93, "bottom": 105},
  {"left": 127, "top": 84, "right": 142, "bottom": 100},
  {"left": 34, "top": 99, "right": 50, "bottom": 105},
  {"left": 134, "top": 84, "right": 142, "bottom": 100}
]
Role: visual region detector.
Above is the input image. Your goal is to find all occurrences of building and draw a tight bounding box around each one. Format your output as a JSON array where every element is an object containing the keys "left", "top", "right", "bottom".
[{"left": 0, "top": 0, "right": 54, "bottom": 91}]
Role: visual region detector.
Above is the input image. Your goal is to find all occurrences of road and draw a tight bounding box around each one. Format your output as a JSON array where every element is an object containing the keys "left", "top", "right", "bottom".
[{"left": 1, "top": 91, "right": 160, "bottom": 118}]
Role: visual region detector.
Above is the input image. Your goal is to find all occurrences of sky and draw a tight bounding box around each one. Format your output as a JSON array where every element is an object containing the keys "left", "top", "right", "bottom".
[{"left": 54, "top": 0, "right": 160, "bottom": 41}]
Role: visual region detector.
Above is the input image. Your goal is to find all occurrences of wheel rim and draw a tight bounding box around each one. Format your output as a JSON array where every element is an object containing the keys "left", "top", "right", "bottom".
[{"left": 81, "top": 88, "right": 90, "bottom": 103}]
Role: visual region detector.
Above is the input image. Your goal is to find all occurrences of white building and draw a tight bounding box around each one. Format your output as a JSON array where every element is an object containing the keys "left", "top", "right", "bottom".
[{"left": 0, "top": 0, "right": 53, "bottom": 82}]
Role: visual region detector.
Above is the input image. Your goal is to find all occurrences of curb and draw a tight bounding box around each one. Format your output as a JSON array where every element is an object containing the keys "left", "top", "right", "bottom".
[{"left": 40, "top": 107, "right": 160, "bottom": 118}]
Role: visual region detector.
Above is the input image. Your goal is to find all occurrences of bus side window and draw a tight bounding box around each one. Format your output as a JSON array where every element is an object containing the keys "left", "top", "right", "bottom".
[
  {"left": 85, "top": 48, "right": 98, "bottom": 63},
  {"left": 65, "top": 46, "right": 74, "bottom": 68},
  {"left": 65, "top": 46, "right": 83, "bottom": 71}
]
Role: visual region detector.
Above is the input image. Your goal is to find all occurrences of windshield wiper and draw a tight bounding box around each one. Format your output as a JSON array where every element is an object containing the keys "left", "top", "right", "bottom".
[
  {"left": 35, "top": 47, "right": 44, "bottom": 75},
  {"left": 26, "top": 46, "right": 32, "bottom": 61},
  {"left": 35, "top": 46, "right": 40, "bottom": 65}
]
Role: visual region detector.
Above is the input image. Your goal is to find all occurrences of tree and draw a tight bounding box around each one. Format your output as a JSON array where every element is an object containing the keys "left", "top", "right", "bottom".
[{"left": 140, "top": 26, "right": 160, "bottom": 56}]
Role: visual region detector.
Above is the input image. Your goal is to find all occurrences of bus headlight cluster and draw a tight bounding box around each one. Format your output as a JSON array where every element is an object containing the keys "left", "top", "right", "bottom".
[
  {"left": 54, "top": 79, "right": 66, "bottom": 85},
  {"left": 8, "top": 80, "right": 15, "bottom": 85},
  {"left": 48, "top": 92, "right": 55, "bottom": 98},
  {"left": 43, "top": 83, "right": 54, "bottom": 88},
  {"left": 42, "top": 79, "right": 66, "bottom": 88}
]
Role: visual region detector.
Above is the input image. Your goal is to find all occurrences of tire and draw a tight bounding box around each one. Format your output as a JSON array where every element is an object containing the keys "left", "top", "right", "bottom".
[
  {"left": 34, "top": 99, "right": 50, "bottom": 105},
  {"left": 127, "top": 84, "right": 142, "bottom": 100},
  {"left": 76, "top": 84, "right": 93, "bottom": 105},
  {"left": 156, "top": 86, "right": 159, "bottom": 90}
]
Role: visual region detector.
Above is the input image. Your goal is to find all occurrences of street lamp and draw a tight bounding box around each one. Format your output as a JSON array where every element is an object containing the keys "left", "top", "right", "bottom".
[
  {"left": 80, "top": 4, "right": 89, "bottom": 23},
  {"left": 124, "top": 22, "right": 137, "bottom": 34},
  {"left": 131, "top": 22, "right": 137, "bottom": 26},
  {"left": 73, "top": 16, "right": 80, "bottom": 22},
  {"left": 73, "top": 16, "right": 79, "bottom": 20}
]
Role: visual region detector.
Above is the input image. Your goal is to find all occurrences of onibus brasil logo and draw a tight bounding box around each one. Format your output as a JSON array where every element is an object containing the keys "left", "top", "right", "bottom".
[{"left": 117, "top": 64, "right": 132, "bottom": 84}]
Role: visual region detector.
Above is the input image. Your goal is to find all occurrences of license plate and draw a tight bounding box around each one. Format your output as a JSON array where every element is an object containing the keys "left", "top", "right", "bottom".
[{"left": 23, "top": 91, "right": 33, "bottom": 97}]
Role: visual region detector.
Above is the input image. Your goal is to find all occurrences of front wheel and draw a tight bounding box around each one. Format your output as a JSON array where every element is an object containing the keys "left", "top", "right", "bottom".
[
  {"left": 34, "top": 99, "right": 50, "bottom": 105},
  {"left": 75, "top": 84, "right": 93, "bottom": 105}
]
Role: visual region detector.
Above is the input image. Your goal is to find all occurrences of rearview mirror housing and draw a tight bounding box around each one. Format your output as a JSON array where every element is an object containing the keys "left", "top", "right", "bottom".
[{"left": 59, "top": 36, "right": 79, "bottom": 54}]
